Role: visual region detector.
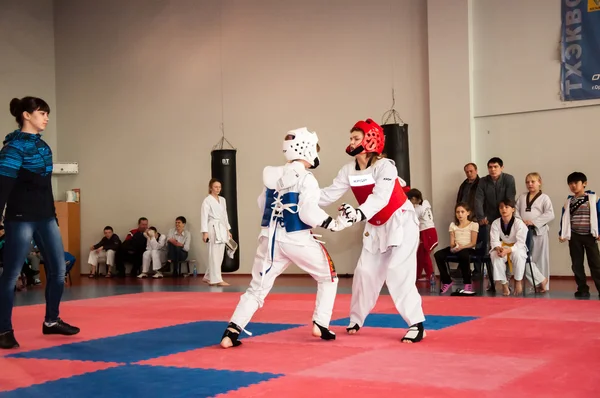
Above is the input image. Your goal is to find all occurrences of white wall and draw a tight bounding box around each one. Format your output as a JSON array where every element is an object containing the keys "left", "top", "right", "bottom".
[
  {"left": 0, "top": 0, "right": 58, "bottom": 193},
  {"left": 472, "top": 0, "right": 600, "bottom": 275},
  {"left": 3, "top": 0, "right": 586, "bottom": 278},
  {"left": 52, "top": 0, "right": 431, "bottom": 274},
  {"left": 427, "top": 0, "right": 474, "bottom": 252}
]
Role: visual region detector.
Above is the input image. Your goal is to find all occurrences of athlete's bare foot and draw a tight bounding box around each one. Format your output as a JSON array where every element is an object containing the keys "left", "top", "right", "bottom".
[
  {"left": 217, "top": 281, "right": 230, "bottom": 287},
  {"left": 502, "top": 283, "right": 510, "bottom": 296},
  {"left": 312, "top": 322, "right": 336, "bottom": 340},
  {"left": 312, "top": 323, "right": 322, "bottom": 337},
  {"left": 220, "top": 327, "right": 239, "bottom": 349},
  {"left": 401, "top": 323, "right": 426, "bottom": 343},
  {"left": 220, "top": 336, "right": 233, "bottom": 348},
  {"left": 513, "top": 280, "right": 523, "bottom": 296},
  {"left": 346, "top": 324, "right": 360, "bottom": 335},
  {"left": 401, "top": 331, "right": 426, "bottom": 344},
  {"left": 537, "top": 278, "right": 548, "bottom": 293}
]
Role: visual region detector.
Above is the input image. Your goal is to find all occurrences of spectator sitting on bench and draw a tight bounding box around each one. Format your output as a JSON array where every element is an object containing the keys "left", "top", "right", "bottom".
[
  {"left": 166, "top": 216, "right": 191, "bottom": 277},
  {"left": 138, "top": 226, "right": 167, "bottom": 279},
  {"left": 490, "top": 199, "right": 547, "bottom": 296},
  {"left": 64, "top": 251, "right": 75, "bottom": 284},
  {"left": 87, "top": 226, "right": 121, "bottom": 278},
  {"left": 434, "top": 202, "right": 479, "bottom": 295},
  {"left": 115, "top": 217, "right": 148, "bottom": 277},
  {"left": 26, "top": 240, "right": 41, "bottom": 285}
]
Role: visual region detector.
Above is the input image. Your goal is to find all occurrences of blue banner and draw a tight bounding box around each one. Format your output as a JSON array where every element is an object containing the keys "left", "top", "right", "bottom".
[{"left": 560, "top": 0, "right": 600, "bottom": 101}]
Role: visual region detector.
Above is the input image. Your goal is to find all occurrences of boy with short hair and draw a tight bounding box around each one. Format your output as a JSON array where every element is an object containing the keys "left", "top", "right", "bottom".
[{"left": 559, "top": 172, "right": 600, "bottom": 298}]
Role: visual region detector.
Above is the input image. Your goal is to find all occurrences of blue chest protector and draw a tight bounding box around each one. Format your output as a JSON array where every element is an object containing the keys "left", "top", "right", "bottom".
[{"left": 260, "top": 188, "right": 311, "bottom": 232}]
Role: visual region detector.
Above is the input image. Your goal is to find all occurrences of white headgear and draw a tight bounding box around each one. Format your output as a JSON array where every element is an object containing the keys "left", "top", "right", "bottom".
[{"left": 282, "top": 127, "right": 320, "bottom": 169}]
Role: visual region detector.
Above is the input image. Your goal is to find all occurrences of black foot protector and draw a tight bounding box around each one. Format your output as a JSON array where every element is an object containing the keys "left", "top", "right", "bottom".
[
  {"left": 221, "top": 322, "right": 243, "bottom": 347},
  {"left": 401, "top": 322, "right": 425, "bottom": 343},
  {"left": 313, "top": 321, "right": 336, "bottom": 340},
  {"left": 346, "top": 323, "right": 360, "bottom": 334}
]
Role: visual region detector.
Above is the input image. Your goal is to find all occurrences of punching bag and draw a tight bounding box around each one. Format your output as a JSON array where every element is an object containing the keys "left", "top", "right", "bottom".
[
  {"left": 382, "top": 123, "right": 410, "bottom": 186},
  {"left": 210, "top": 149, "right": 240, "bottom": 272}
]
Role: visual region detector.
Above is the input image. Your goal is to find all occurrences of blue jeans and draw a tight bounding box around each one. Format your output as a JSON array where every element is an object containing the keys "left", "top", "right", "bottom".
[{"left": 0, "top": 218, "right": 66, "bottom": 332}]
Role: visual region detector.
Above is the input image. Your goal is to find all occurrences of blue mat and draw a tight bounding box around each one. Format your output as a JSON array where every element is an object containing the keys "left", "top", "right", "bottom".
[
  {"left": 8, "top": 321, "right": 300, "bottom": 363},
  {"left": 331, "top": 314, "right": 477, "bottom": 330},
  {"left": 1, "top": 364, "right": 283, "bottom": 398}
]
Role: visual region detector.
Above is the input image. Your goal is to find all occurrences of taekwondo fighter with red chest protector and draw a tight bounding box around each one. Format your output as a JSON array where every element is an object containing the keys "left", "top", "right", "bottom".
[
  {"left": 220, "top": 128, "right": 348, "bottom": 349},
  {"left": 319, "top": 119, "right": 426, "bottom": 343}
]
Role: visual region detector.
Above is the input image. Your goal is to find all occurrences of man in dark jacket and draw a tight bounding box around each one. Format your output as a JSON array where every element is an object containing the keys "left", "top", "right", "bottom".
[
  {"left": 456, "top": 163, "right": 480, "bottom": 215},
  {"left": 87, "top": 226, "right": 121, "bottom": 277},
  {"left": 474, "top": 157, "right": 516, "bottom": 225},
  {"left": 115, "top": 217, "right": 149, "bottom": 277}
]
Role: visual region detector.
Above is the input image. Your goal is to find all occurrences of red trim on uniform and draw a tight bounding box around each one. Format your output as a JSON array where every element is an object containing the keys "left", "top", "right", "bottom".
[
  {"left": 350, "top": 179, "right": 407, "bottom": 225},
  {"left": 318, "top": 242, "right": 337, "bottom": 282}
]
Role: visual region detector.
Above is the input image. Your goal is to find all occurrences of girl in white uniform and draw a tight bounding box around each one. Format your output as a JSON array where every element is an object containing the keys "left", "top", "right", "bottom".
[
  {"left": 138, "top": 227, "right": 167, "bottom": 278},
  {"left": 201, "top": 179, "right": 232, "bottom": 287},
  {"left": 515, "top": 172, "right": 554, "bottom": 291},
  {"left": 319, "top": 118, "right": 426, "bottom": 343},
  {"left": 490, "top": 199, "right": 548, "bottom": 295},
  {"left": 220, "top": 128, "right": 347, "bottom": 349}
]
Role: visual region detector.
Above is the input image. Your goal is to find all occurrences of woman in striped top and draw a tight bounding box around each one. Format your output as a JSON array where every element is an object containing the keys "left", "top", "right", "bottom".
[{"left": 0, "top": 97, "right": 80, "bottom": 350}]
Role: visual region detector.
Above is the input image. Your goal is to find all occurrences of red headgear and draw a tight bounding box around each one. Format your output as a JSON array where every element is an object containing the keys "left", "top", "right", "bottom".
[{"left": 346, "top": 118, "right": 385, "bottom": 156}]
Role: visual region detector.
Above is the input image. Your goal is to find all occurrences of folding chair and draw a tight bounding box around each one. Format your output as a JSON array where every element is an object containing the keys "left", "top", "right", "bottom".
[
  {"left": 444, "top": 225, "right": 493, "bottom": 296},
  {"left": 523, "top": 227, "right": 538, "bottom": 297}
]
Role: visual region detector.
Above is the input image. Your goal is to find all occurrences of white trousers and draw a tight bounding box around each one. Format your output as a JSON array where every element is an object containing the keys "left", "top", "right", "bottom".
[
  {"left": 204, "top": 242, "right": 225, "bottom": 283},
  {"left": 88, "top": 249, "right": 115, "bottom": 267},
  {"left": 230, "top": 235, "right": 338, "bottom": 330},
  {"left": 530, "top": 233, "right": 550, "bottom": 289},
  {"left": 491, "top": 248, "right": 545, "bottom": 285},
  {"left": 350, "top": 214, "right": 425, "bottom": 328},
  {"left": 142, "top": 249, "right": 167, "bottom": 273}
]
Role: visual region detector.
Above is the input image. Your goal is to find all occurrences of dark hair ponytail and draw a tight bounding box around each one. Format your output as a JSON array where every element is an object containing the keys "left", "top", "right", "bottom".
[{"left": 9, "top": 97, "right": 50, "bottom": 129}]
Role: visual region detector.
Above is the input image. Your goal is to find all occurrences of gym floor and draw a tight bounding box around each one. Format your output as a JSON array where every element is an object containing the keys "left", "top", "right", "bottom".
[{"left": 4, "top": 274, "right": 599, "bottom": 398}]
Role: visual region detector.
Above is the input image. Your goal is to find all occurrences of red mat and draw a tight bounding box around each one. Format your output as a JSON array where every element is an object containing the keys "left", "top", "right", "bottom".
[{"left": 3, "top": 292, "right": 599, "bottom": 397}]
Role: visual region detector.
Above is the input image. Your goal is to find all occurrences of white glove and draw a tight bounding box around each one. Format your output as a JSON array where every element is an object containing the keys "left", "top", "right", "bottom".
[
  {"left": 320, "top": 215, "right": 351, "bottom": 232},
  {"left": 339, "top": 203, "right": 366, "bottom": 223}
]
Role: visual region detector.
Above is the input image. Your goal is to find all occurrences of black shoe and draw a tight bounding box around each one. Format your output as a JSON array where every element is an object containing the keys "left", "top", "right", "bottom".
[
  {"left": 0, "top": 330, "right": 20, "bottom": 349},
  {"left": 42, "top": 318, "right": 80, "bottom": 335},
  {"left": 574, "top": 290, "right": 591, "bottom": 298}
]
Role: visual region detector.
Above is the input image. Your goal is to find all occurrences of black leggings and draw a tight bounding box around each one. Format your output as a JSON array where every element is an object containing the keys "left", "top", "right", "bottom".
[{"left": 434, "top": 247, "right": 474, "bottom": 285}]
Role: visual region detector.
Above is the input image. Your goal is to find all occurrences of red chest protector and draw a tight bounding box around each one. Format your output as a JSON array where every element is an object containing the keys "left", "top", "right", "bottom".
[{"left": 349, "top": 175, "right": 407, "bottom": 226}]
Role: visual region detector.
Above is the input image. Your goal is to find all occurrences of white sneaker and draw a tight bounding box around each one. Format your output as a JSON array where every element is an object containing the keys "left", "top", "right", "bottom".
[
  {"left": 152, "top": 272, "right": 163, "bottom": 279},
  {"left": 137, "top": 273, "right": 148, "bottom": 279}
]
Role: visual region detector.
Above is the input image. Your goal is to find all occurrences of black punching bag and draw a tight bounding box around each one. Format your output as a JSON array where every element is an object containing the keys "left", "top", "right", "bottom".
[
  {"left": 210, "top": 149, "right": 240, "bottom": 272},
  {"left": 382, "top": 123, "right": 410, "bottom": 186}
]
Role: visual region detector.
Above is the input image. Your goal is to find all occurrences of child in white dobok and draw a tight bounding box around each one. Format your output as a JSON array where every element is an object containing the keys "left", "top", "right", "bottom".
[
  {"left": 515, "top": 172, "right": 554, "bottom": 291},
  {"left": 138, "top": 227, "right": 167, "bottom": 279},
  {"left": 320, "top": 118, "right": 426, "bottom": 343},
  {"left": 491, "top": 198, "right": 548, "bottom": 296},
  {"left": 220, "top": 128, "right": 348, "bottom": 349}
]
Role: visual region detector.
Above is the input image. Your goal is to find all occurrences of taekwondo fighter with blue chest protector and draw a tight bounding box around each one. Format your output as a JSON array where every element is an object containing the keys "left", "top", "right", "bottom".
[{"left": 220, "top": 127, "right": 349, "bottom": 349}]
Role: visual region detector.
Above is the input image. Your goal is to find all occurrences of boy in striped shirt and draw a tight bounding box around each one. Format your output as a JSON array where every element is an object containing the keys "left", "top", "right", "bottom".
[{"left": 559, "top": 172, "right": 600, "bottom": 298}]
